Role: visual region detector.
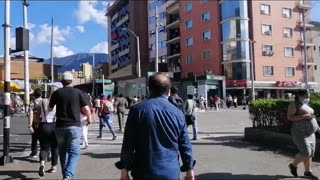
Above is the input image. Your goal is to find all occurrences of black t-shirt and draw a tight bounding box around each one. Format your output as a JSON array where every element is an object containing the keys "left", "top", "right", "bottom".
[{"left": 49, "top": 87, "right": 90, "bottom": 128}]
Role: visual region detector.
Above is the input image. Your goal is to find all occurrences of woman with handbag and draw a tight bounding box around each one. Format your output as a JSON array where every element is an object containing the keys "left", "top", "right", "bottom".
[
  {"left": 287, "top": 89, "right": 319, "bottom": 179},
  {"left": 37, "top": 87, "right": 59, "bottom": 177}
]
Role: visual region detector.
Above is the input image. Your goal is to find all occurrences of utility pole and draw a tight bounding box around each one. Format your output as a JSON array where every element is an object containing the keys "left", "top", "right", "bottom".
[
  {"left": 250, "top": 40, "right": 255, "bottom": 101},
  {"left": 92, "top": 54, "right": 95, "bottom": 96},
  {"left": 302, "top": 9, "right": 308, "bottom": 90},
  {"left": 50, "top": 17, "right": 54, "bottom": 82},
  {"left": 102, "top": 74, "right": 105, "bottom": 95},
  {"left": 136, "top": 36, "right": 141, "bottom": 78},
  {"left": 0, "top": 0, "right": 13, "bottom": 165},
  {"left": 23, "top": 0, "right": 30, "bottom": 113},
  {"left": 155, "top": 6, "right": 159, "bottom": 73}
]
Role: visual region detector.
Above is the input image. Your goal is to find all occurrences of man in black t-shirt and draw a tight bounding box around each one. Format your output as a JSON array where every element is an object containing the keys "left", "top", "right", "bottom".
[{"left": 49, "top": 72, "right": 92, "bottom": 180}]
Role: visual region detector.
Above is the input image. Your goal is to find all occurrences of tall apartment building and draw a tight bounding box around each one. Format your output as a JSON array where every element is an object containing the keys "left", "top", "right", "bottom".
[
  {"left": 106, "top": 0, "right": 148, "bottom": 80},
  {"left": 147, "top": 0, "right": 171, "bottom": 72},
  {"left": 311, "top": 21, "right": 320, "bottom": 92}
]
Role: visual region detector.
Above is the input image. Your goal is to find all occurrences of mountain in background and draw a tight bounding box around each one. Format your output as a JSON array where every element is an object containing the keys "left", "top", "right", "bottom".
[{"left": 44, "top": 53, "right": 109, "bottom": 73}]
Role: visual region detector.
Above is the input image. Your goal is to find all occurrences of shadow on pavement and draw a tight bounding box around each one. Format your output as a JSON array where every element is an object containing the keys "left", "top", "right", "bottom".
[
  {"left": 196, "top": 172, "right": 292, "bottom": 180},
  {"left": 193, "top": 136, "right": 297, "bottom": 159},
  {"left": 197, "top": 132, "right": 244, "bottom": 135},
  {"left": 14, "top": 157, "right": 38, "bottom": 163},
  {"left": 0, "top": 170, "right": 38, "bottom": 180},
  {"left": 82, "top": 152, "right": 120, "bottom": 159}
]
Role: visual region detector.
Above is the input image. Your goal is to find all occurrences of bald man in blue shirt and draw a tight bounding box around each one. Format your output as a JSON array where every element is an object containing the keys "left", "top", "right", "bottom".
[{"left": 116, "top": 73, "right": 195, "bottom": 180}]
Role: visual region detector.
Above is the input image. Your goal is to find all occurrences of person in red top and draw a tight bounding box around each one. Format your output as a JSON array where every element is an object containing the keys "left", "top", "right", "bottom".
[{"left": 98, "top": 94, "right": 117, "bottom": 140}]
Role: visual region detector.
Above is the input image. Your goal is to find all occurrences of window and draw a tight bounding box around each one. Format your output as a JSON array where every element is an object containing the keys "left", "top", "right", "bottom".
[
  {"left": 159, "top": 27, "right": 165, "bottom": 34},
  {"left": 202, "top": 12, "right": 210, "bottom": 22},
  {"left": 264, "top": 66, "right": 274, "bottom": 76},
  {"left": 159, "top": 41, "right": 166, "bottom": 49},
  {"left": 284, "top": 47, "right": 294, "bottom": 57},
  {"left": 201, "top": 0, "right": 208, "bottom": 4},
  {"left": 186, "top": 55, "right": 194, "bottom": 64},
  {"left": 315, "top": 65, "right": 318, "bottom": 71},
  {"left": 186, "top": 38, "right": 193, "bottom": 46},
  {"left": 285, "top": 67, "right": 295, "bottom": 77},
  {"left": 186, "top": 20, "right": 193, "bottom": 29},
  {"left": 150, "top": 44, "right": 155, "bottom": 51},
  {"left": 260, "top": 4, "right": 271, "bottom": 15},
  {"left": 159, "top": 12, "right": 166, "bottom": 19},
  {"left": 282, "top": 8, "right": 292, "bottom": 18},
  {"left": 149, "top": 16, "right": 156, "bottom": 24},
  {"left": 149, "top": 0, "right": 164, "bottom": 10},
  {"left": 262, "top": 45, "right": 273, "bottom": 56},
  {"left": 202, "top": 50, "right": 212, "bottom": 60},
  {"left": 283, "top": 27, "right": 293, "bottom": 37},
  {"left": 186, "top": 3, "right": 192, "bottom": 12},
  {"left": 150, "top": 30, "right": 155, "bottom": 37},
  {"left": 203, "top": 31, "right": 211, "bottom": 40},
  {"left": 261, "top": 24, "right": 272, "bottom": 35}
]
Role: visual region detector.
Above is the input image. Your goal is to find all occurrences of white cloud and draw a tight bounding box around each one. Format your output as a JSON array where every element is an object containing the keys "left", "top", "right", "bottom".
[
  {"left": 90, "top": 41, "right": 108, "bottom": 54},
  {"left": 76, "top": 25, "right": 85, "bottom": 33},
  {"left": 36, "top": 24, "right": 71, "bottom": 46},
  {"left": 75, "top": 1, "right": 109, "bottom": 28},
  {"left": 28, "top": 23, "right": 36, "bottom": 30},
  {"left": 53, "top": 45, "right": 74, "bottom": 58}
]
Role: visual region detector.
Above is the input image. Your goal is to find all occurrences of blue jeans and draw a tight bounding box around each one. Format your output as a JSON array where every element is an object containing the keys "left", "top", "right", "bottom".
[
  {"left": 102, "top": 114, "right": 116, "bottom": 137},
  {"left": 55, "top": 126, "right": 81, "bottom": 179},
  {"left": 192, "top": 114, "right": 198, "bottom": 139}
]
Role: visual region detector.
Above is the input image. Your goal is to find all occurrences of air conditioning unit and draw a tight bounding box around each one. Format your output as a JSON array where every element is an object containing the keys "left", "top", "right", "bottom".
[
  {"left": 265, "top": 30, "right": 272, "bottom": 35},
  {"left": 284, "top": 33, "right": 291, "bottom": 37},
  {"left": 263, "top": 51, "right": 274, "bottom": 56},
  {"left": 283, "top": 13, "right": 290, "bottom": 18}
]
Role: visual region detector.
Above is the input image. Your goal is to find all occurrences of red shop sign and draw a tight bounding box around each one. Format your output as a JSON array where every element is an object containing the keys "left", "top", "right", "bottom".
[
  {"left": 276, "top": 81, "right": 300, "bottom": 87},
  {"left": 226, "top": 80, "right": 247, "bottom": 87}
]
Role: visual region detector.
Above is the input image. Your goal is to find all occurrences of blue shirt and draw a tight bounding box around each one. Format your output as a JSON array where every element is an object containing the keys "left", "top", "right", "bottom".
[{"left": 117, "top": 96, "right": 195, "bottom": 179}]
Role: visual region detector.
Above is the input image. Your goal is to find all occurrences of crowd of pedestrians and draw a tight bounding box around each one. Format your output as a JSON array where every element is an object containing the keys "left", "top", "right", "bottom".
[{"left": 26, "top": 72, "right": 320, "bottom": 180}]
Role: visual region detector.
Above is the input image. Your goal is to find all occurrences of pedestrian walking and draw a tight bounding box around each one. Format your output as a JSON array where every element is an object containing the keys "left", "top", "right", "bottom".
[
  {"left": 115, "top": 94, "right": 128, "bottom": 132},
  {"left": 93, "top": 96, "right": 101, "bottom": 115},
  {"left": 168, "top": 86, "right": 184, "bottom": 111},
  {"left": 28, "top": 89, "right": 42, "bottom": 158},
  {"left": 233, "top": 96, "right": 238, "bottom": 108},
  {"left": 97, "top": 94, "right": 107, "bottom": 138},
  {"left": 99, "top": 95, "right": 117, "bottom": 140},
  {"left": 116, "top": 73, "right": 195, "bottom": 180},
  {"left": 37, "top": 87, "right": 59, "bottom": 177},
  {"left": 287, "top": 90, "right": 319, "bottom": 179},
  {"left": 226, "top": 94, "right": 233, "bottom": 108},
  {"left": 214, "top": 95, "right": 221, "bottom": 111},
  {"left": 184, "top": 94, "right": 198, "bottom": 140},
  {"left": 48, "top": 72, "right": 92, "bottom": 180},
  {"left": 80, "top": 93, "right": 94, "bottom": 149}
]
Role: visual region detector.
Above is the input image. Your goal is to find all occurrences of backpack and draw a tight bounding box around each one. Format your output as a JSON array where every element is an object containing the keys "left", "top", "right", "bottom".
[
  {"left": 102, "top": 101, "right": 114, "bottom": 114},
  {"left": 32, "top": 99, "right": 42, "bottom": 128}
]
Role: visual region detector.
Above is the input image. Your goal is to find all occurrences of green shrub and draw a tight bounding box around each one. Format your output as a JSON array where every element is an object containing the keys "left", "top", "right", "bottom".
[{"left": 249, "top": 99, "right": 320, "bottom": 129}]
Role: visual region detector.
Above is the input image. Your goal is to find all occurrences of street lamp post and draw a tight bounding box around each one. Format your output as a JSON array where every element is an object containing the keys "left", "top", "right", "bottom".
[
  {"left": 121, "top": 28, "right": 141, "bottom": 78},
  {"left": 155, "top": 6, "right": 159, "bottom": 73},
  {"left": 302, "top": 9, "right": 308, "bottom": 90},
  {"left": 249, "top": 40, "right": 256, "bottom": 101},
  {"left": 23, "top": 0, "right": 30, "bottom": 114},
  {"left": 1, "top": 0, "right": 14, "bottom": 165}
]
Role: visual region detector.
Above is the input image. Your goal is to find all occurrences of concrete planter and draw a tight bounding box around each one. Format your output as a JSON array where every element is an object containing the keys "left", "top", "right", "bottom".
[{"left": 244, "top": 127, "right": 320, "bottom": 156}]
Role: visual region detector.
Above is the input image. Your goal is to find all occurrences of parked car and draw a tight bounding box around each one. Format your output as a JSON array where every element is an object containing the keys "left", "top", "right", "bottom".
[{"left": 0, "top": 94, "right": 16, "bottom": 118}]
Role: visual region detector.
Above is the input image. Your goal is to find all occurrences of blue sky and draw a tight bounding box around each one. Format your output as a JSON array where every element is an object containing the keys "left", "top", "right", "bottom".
[
  {"left": 0, "top": 1, "right": 113, "bottom": 59},
  {"left": 0, "top": 1, "right": 319, "bottom": 59}
]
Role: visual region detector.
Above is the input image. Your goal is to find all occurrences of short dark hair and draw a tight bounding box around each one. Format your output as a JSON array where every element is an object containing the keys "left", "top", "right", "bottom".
[
  {"left": 188, "top": 94, "right": 193, "bottom": 99},
  {"left": 119, "top": 94, "right": 123, "bottom": 98},
  {"left": 148, "top": 73, "right": 171, "bottom": 96},
  {"left": 33, "top": 89, "right": 42, "bottom": 98},
  {"left": 61, "top": 79, "right": 72, "bottom": 87},
  {"left": 170, "top": 87, "right": 178, "bottom": 94}
]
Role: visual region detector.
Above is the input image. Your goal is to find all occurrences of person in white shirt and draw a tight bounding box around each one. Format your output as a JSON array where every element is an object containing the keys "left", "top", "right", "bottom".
[
  {"left": 38, "top": 87, "right": 58, "bottom": 177},
  {"left": 80, "top": 93, "right": 94, "bottom": 149}
]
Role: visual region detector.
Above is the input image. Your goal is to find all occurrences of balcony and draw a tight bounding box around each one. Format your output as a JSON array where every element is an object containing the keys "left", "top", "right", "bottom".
[
  {"left": 167, "top": 36, "right": 180, "bottom": 44},
  {"left": 298, "top": 21, "right": 314, "bottom": 29},
  {"left": 299, "top": 40, "right": 316, "bottom": 47},
  {"left": 116, "top": 14, "right": 129, "bottom": 27},
  {"left": 166, "top": 15, "right": 180, "bottom": 29},
  {"left": 299, "top": 58, "right": 314, "bottom": 67},
  {"left": 296, "top": 1, "right": 312, "bottom": 10},
  {"left": 167, "top": 1, "right": 179, "bottom": 15},
  {"left": 118, "top": 48, "right": 129, "bottom": 57},
  {"left": 110, "top": 43, "right": 119, "bottom": 51}
]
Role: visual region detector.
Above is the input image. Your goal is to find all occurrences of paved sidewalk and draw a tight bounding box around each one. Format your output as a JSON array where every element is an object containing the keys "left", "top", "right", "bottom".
[{"left": 1, "top": 110, "right": 320, "bottom": 179}]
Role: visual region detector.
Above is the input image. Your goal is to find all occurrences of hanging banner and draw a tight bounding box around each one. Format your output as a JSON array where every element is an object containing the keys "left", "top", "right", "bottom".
[{"left": 103, "top": 82, "right": 115, "bottom": 96}]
